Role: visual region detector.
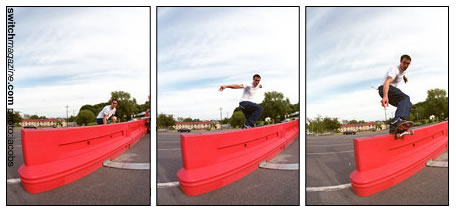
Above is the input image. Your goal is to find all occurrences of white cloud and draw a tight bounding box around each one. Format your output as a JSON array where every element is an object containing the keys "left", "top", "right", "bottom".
[
  {"left": 158, "top": 7, "right": 299, "bottom": 120},
  {"left": 307, "top": 7, "right": 448, "bottom": 121},
  {"left": 13, "top": 7, "right": 150, "bottom": 117}
]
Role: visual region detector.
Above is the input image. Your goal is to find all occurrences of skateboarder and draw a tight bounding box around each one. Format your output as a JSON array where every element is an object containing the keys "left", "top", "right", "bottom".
[
  {"left": 378, "top": 55, "right": 413, "bottom": 133},
  {"left": 219, "top": 74, "right": 264, "bottom": 129},
  {"left": 96, "top": 99, "right": 118, "bottom": 125}
]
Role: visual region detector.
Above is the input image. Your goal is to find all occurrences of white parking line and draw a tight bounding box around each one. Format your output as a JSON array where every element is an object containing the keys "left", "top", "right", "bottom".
[
  {"left": 157, "top": 181, "right": 180, "bottom": 188},
  {"left": 259, "top": 162, "right": 299, "bottom": 170},
  {"left": 7, "top": 178, "right": 21, "bottom": 184},
  {"left": 426, "top": 160, "right": 448, "bottom": 168},
  {"left": 307, "top": 143, "right": 353, "bottom": 147},
  {"left": 307, "top": 150, "right": 354, "bottom": 155},
  {"left": 306, "top": 183, "right": 352, "bottom": 192}
]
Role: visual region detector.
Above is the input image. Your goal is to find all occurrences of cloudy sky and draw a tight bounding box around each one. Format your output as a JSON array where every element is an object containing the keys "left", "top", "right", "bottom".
[
  {"left": 12, "top": 7, "right": 149, "bottom": 118},
  {"left": 157, "top": 7, "right": 299, "bottom": 121},
  {"left": 306, "top": 7, "right": 448, "bottom": 122}
]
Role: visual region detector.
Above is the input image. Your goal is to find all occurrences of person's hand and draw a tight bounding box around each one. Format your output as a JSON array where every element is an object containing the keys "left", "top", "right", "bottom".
[
  {"left": 403, "top": 75, "right": 408, "bottom": 83},
  {"left": 219, "top": 85, "right": 225, "bottom": 91},
  {"left": 259, "top": 84, "right": 262, "bottom": 88},
  {"left": 381, "top": 97, "right": 389, "bottom": 108}
]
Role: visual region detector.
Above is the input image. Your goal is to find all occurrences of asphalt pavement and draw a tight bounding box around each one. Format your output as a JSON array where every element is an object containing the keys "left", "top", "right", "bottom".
[
  {"left": 157, "top": 130, "right": 300, "bottom": 205},
  {"left": 7, "top": 128, "right": 150, "bottom": 205},
  {"left": 306, "top": 129, "right": 448, "bottom": 205}
]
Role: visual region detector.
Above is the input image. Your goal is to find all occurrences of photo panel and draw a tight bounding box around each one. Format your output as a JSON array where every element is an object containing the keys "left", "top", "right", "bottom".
[
  {"left": 305, "top": 6, "right": 448, "bottom": 205},
  {"left": 157, "top": 6, "right": 300, "bottom": 205},
  {"left": 6, "top": 6, "right": 151, "bottom": 205}
]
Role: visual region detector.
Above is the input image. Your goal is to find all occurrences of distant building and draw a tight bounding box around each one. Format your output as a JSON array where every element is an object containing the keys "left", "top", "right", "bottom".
[
  {"left": 339, "top": 122, "right": 386, "bottom": 132},
  {"left": 174, "top": 121, "right": 221, "bottom": 130},
  {"left": 21, "top": 118, "right": 67, "bottom": 128}
]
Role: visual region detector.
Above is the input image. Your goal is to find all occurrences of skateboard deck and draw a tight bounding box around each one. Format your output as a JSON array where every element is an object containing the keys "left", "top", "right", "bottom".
[{"left": 394, "top": 121, "right": 414, "bottom": 139}]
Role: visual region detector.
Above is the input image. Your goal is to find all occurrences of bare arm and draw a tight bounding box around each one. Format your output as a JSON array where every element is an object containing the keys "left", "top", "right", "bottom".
[
  {"left": 219, "top": 84, "right": 244, "bottom": 91},
  {"left": 403, "top": 75, "right": 408, "bottom": 83},
  {"left": 103, "top": 114, "right": 108, "bottom": 124},
  {"left": 381, "top": 77, "right": 393, "bottom": 107}
]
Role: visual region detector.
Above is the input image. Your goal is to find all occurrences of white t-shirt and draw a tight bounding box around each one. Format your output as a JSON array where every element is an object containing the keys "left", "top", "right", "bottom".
[
  {"left": 383, "top": 65, "right": 406, "bottom": 88},
  {"left": 96, "top": 105, "right": 116, "bottom": 119},
  {"left": 239, "top": 82, "right": 260, "bottom": 103}
]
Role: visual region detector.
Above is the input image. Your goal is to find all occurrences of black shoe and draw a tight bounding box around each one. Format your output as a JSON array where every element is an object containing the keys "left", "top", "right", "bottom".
[
  {"left": 389, "top": 119, "right": 406, "bottom": 133},
  {"left": 242, "top": 124, "right": 252, "bottom": 129}
]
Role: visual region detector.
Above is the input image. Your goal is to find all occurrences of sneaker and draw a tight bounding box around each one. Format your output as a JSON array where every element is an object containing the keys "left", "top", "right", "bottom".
[
  {"left": 242, "top": 124, "right": 252, "bottom": 129},
  {"left": 389, "top": 118, "right": 406, "bottom": 133}
]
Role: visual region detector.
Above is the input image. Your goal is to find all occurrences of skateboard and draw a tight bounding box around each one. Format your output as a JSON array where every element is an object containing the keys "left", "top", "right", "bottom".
[{"left": 394, "top": 121, "right": 414, "bottom": 139}]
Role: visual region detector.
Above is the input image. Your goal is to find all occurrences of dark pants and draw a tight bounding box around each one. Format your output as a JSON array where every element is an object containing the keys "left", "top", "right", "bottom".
[
  {"left": 378, "top": 85, "right": 412, "bottom": 122},
  {"left": 239, "top": 101, "right": 264, "bottom": 127},
  {"left": 96, "top": 118, "right": 104, "bottom": 125}
]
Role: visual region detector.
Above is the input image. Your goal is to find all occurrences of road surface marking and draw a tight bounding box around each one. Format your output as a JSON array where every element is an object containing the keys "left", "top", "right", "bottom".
[
  {"left": 103, "top": 160, "right": 149, "bottom": 170},
  {"left": 7, "top": 178, "right": 21, "bottom": 184},
  {"left": 157, "top": 181, "right": 180, "bottom": 188},
  {"left": 307, "top": 143, "right": 352, "bottom": 147},
  {"left": 307, "top": 150, "right": 354, "bottom": 155},
  {"left": 426, "top": 160, "right": 448, "bottom": 168},
  {"left": 259, "top": 161, "right": 299, "bottom": 170},
  {"left": 158, "top": 148, "right": 181, "bottom": 151},
  {"left": 306, "top": 183, "right": 352, "bottom": 192}
]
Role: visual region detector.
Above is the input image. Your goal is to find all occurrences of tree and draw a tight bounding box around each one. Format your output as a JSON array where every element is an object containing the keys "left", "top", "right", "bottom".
[
  {"left": 410, "top": 88, "right": 448, "bottom": 123},
  {"left": 183, "top": 117, "right": 193, "bottom": 122},
  {"left": 76, "top": 110, "right": 95, "bottom": 126},
  {"left": 230, "top": 111, "right": 246, "bottom": 128},
  {"left": 157, "top": 113, "right": 176, "bottom": 129},
  {"left": 30, "top": 115, "right": 39, "bottom": 119},
  {"left": 68, "top": 115, "right": 77, "bottom": 122},
  {"left": 425, "top": 88, "right": 448, "bottom": 120},
  {"left": 348, "top": 120, "right": 358, "bottom": 124},
  {"left": 307, "top": 116, "right": 341, "bottom": 133},
  {"left": 221, "top": 117, "right": 230, "bottom": 124},
  {"left": 260, "top": 91, "right": 292, "bottom": 123},
  {"left": 7, "top": 111, "right": 22, "bottom": 125}
]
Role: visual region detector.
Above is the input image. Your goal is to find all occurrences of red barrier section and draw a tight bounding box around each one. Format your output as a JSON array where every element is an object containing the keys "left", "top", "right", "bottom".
[
  {"left": 18, "top": 119, "right": 148, "bottom": 194},
  {"left": 350, "top": 121, "right": 448, "bottom": 196},
  {"left": 177, "top": 120, "right": 299, "bottom": 196}
]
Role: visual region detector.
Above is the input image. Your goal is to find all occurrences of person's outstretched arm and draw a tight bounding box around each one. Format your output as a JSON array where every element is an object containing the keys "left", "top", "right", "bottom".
[{"left": 219, "top": 84, "right": 244, "bottom": 91}]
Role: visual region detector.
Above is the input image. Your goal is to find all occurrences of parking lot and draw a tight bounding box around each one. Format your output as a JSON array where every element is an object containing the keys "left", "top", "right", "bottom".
[
  {"left": 7, "top": 128, "right": 150, "bottom": 205},
  {"left": 157, "top": 130, "right": 300, "bottom": 205},
  {"left": 306, "top": 129, "right": 448, "bottom": 205}
]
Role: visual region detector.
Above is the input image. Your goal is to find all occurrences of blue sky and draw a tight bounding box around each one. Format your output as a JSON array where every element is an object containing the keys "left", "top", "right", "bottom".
[
  {"left": 11, "top": 7, "right": 149, "bottom": 118},
  {"left": 306, "top": 7, "right": 448, "bottom": 122},
  {"left": 157, "top": 7, "right": 299, "bottom": 120}
]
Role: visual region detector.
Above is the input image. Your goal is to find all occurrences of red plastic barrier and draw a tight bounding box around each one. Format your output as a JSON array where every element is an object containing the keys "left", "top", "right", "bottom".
[
  {"left": 350, "top": 121, "right": 448, "bottom": 196},
  {"left": 177, "top": 120, "right": 299, "bottom": 196},
  {"left": 18, "top": 119, "right": 148, "bottom": 193}
]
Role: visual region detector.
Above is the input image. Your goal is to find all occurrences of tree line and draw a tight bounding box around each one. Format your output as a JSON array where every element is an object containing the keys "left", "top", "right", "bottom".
[
  {"left": 306, "top": 88, "right": 448, "bottom": 133},
  {"left": 157, "top": 91, "right": 299, "bottom": 129},
  {"left": 7, "top": 91, "right": 149, "bottom": 127}
]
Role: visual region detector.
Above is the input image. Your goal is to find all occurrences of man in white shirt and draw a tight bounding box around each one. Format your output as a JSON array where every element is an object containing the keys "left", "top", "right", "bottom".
[
  {"left": 96, "top": 99, "right": 118, "bottom": 125},
  {"left": 378, "top": 55, "right": 413, "bottom": 133},
  {"left": 219, "top": 74, "right": 263, "bottom": 129}
]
